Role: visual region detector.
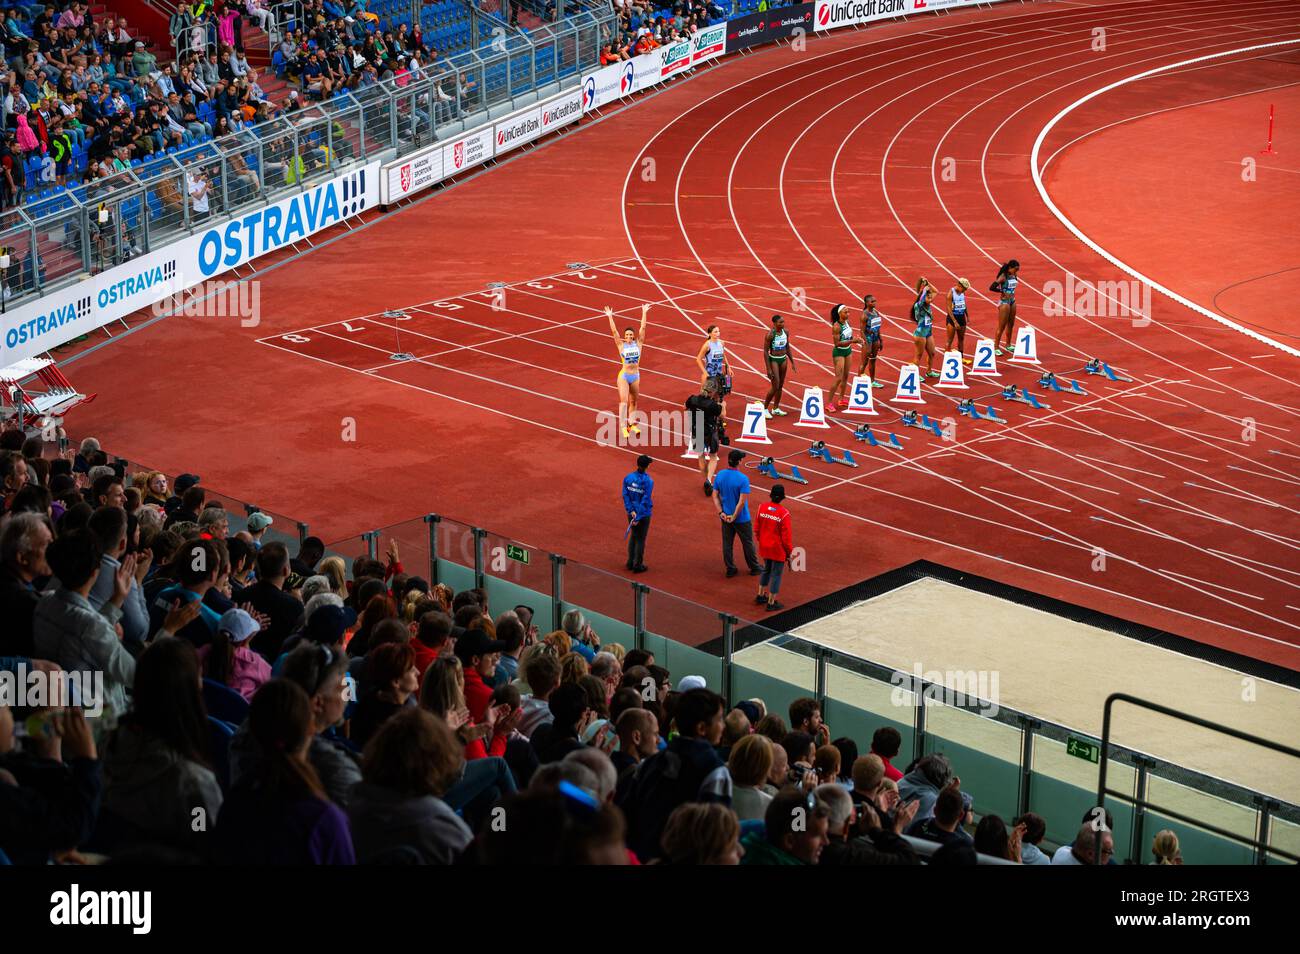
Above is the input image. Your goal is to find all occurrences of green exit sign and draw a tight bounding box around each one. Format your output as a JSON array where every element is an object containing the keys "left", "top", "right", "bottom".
[
  {"left": 506, "top": 544, "right": 530, "bottom": 565},
  {"left": 1067, "top": 736, "right": 1100, "bottom": 764}
]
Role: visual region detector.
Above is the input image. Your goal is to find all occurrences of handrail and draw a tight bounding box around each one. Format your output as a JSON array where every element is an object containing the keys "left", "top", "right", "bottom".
[
  {"left": 1096, "top": 693, "right": 1300, "bottom": 865},
  {"left": 770, "top": 633, "right": 1300, "bottom": 835}
]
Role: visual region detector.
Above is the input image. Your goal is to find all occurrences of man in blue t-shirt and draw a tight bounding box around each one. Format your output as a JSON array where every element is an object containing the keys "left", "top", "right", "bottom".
[
  {"left": 711, "top": 450, "right": 762, "bottom": 577},
  {"left": 621, "top": 455, "right": 654, "bottom": 573}
]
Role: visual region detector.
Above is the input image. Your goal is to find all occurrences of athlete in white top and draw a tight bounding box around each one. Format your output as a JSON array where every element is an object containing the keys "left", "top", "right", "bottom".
[
  {"left": 606, "top": 303, "right": 650, "bottom": 438},
  {"left": 695, "top": 325, "right": 732, "bottom": 441}
]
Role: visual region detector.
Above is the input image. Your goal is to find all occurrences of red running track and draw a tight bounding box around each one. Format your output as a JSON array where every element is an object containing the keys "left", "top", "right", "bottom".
[{"left": 64, "top": 0, "right": 1300, "bottom": 669}]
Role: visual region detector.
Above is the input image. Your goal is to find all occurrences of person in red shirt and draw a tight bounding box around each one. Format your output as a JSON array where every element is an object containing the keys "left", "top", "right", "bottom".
[
  {"left": 454, "top": 624, "right": 507, "bottom": 722},
  {"left": 411, "top": 609, "right": 454, "bottom": 679},
  {"left": 870, "top": 726, "right": 905, "bottom": 783},
  {"left": 754, "top": 483, "right": 793, "bottom": 611}
]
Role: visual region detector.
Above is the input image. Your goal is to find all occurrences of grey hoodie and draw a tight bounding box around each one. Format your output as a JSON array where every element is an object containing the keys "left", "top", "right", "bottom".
[
  {"left": 101, "top": 722, "right": 223, "bottom": 850},
  {"left": 346, "top": 781, "right": 472, "bottom": 865}
]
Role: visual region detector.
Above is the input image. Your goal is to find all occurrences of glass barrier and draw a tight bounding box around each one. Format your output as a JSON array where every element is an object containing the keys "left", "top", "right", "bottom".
[
  {"left": 824, "top": 653, "right": 916, "bottom": 769},
  {"left": 477, "top": 524, "right": 555, "bottom": 621},
  {"left": 1270, "top": 815, "right": 1300, "bottom": 864},
  {"left": 925, "top": 702, "right": 1021, "bottom": 823},
  {"left": 432, "top": 516, "right": 478, "bottom": 594},
  {"left": 732, "top": 629, "right": 816, "bottom": 720},
  {"left": 556, "top": 559, "right": 636, "bottom": 649},
  {"left": 1142, "top": 775, "right": 1259, "bottom": 865},
  {"left": 643, "top": 588, "right": 725, "bottom": 692},
  {"left": 1030, "top": 733, "right": 1136, "bottom": 856}
]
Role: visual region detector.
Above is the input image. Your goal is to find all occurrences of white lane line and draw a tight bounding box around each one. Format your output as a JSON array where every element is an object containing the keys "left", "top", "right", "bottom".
[
  {"left": 979, "top": 484, "right": 1073, "bottom": 512},
  {"left": 1030, "top": 37, "right": 1300, "bottom": 358},
  {"left": 1076, "top": 454, "right": 1166, "bottom": 479},
  {"left": 1159, "top": 568, "right": 1265, "bottom": 601},
  {"left": 1028, "top": 469, "right": 1122, "bottom": 495}
]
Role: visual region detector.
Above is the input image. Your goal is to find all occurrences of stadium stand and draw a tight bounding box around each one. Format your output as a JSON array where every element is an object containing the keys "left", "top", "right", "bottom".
[{"left": 0, "top": 435, "right": 1289, "bottom": 866}]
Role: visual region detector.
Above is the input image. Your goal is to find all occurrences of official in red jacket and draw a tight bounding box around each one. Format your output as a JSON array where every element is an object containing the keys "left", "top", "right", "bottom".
[{"left": 754, "top": 484, "right": 793, "bottom": 611}]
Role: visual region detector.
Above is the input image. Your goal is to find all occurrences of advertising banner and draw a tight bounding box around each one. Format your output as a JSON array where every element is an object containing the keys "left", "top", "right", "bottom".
[
  {"left": 725, "top": 3, "right": 816, "bottom": 53},
  {"left": 2, "top": 163, "right": 380, "bottom": 365},
  {"left": 691, "top": 23, "right": 727, "bottom": 64},
  {"left": 382, "top": 146, "right": 443, "bottom": 204}
]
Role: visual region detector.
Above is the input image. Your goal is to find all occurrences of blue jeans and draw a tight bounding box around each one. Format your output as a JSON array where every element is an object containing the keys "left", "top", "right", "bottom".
[
  {"left": 442, "top": 756, "right": 517, "bottom": 821},
  {"left": 760, "top": 559, "right": 785, "bottom": 595}
]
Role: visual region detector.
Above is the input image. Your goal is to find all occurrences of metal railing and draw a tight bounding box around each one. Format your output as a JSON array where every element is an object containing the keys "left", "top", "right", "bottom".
[
  {"left": 1096, "top": 693, "right": 1300, "bottom": 865},
  {"left": 3, "top": 5, "right": 611, "bottom": 309}
]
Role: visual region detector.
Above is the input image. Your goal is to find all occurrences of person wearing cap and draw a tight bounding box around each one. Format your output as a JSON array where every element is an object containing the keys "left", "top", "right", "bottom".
[
  {"left": 621, "top": 454, "right": 653, "bottom": 574},
  {"left": 455, "top": 625, "right": 508, "bottom": 723},
  {"left": 712, "top": 450, "right": 762, "bottom": 578},
  {"left": 945, "top": 277, "right": 972, "bottom": 364},
  {"left": 198, "top": 608, "right": 271, "bottom": 701},
  {"left": 754, "top": 483, "right": 794, "bottom": 612},
  {"left": 246, "top": 510, "right": 273, "bottom": 549}
]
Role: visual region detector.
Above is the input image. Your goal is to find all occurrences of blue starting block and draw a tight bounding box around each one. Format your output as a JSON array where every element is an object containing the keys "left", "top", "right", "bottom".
[
  {"left": 809, "top": 441, "right": 858, "bottom": 468},
  {"left": 853, "top": 425, "right": 904, "bottom": 450},
  {"left": 999, "top": 384, "right": 1050, "bottom": 409},
  {"left": 899, "top": 411, "right": 945, "bottom": 437},
  {"left": 758, "top": 456, "right": 809, "bottom": 485},
  {"left": 1037, "top": 371, "right": 1087, "bottom": 395},
  {"left": 1083, "top": 358, "right": 1133, "bottom": 382},
  {"left": 957, "top": 399, "right": 1005, "bottom": 423}
]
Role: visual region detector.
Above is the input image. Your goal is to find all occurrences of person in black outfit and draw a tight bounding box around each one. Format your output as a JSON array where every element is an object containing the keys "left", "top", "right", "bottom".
[
  {"left": 529, "top": 683, "right": 589, "bottom": 765},
  {"left": 684, "top": 381, "right": 723, "bottom": 496},
  {"left": 244, "top": 542, "right": 305, "bottom": 661}
]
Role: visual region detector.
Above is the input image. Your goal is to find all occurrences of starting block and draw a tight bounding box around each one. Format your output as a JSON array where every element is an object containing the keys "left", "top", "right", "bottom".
[
  {"left": 999, "top": 385, "right": 1051, "bottom": 409},
  {"left": 853, "top": 425, "right": 904, "bottom": 450},
  {"left": 1037, "top": 372, "right": 1087, "bottom": 396},
  {"left": 1084, "top": 358, "right": 1133, "bottom": 382},
  {"left": 900, "top": 410, "right": 945, "bottom": 437},
  {"left": 758, "top": 456, "right": 810, "bottom": 485},
  {"left": 809, "top": 441, "right": 858, "bottom": 468},
  {"left": 957, "top": 399, "right": 1005, "bottom": 423}
]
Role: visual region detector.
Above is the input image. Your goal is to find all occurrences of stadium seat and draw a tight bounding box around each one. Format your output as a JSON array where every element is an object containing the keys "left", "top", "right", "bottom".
[
  {"left": 202, "top": 678, "right": 251, "bottom": 726},
  {"left": 207, "top": 717, "right": 237, "bottom": 792}
]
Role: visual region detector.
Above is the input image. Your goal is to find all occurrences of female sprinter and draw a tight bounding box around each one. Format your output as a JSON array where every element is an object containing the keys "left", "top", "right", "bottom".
[
  {"left": 696, "top": 324, "right": 732, "bottom": 442},
  {"left": 911, "top": 278, "right": 943, "bottom": 379},
  {"left": 606, "top": 303, "right": 650, "bottom": 438},
  {"left": 989, "top": 259, "right": 1020, "bottom": 355},
  {"left": 828, "top": 304, "right": 861, "bottom": 410},
  {"left": 762, "top": 314, "right": 795, "bottom": 418},
  {"left": 944, "top": 278, "right": 971, "bottom": 364},
  {"left": 856, "top": 293, "right": 884, "bottom": 387}
]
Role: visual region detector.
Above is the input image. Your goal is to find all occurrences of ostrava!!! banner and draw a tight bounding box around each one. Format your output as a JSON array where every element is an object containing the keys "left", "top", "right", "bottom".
[
  {"left": 725, "top": 3, "right": 816, "bottom": 53},
  {"left": 2, "top": 164, "right": 380, "bottom": 365}
]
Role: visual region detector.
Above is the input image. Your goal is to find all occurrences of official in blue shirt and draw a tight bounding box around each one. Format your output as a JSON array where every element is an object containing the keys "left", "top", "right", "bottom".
[
  {"left": 712, "top": 449, "right": 763, "bottom": 577},
  {"left": 621, "top": 454, "right": 654, "bottom": 573}
]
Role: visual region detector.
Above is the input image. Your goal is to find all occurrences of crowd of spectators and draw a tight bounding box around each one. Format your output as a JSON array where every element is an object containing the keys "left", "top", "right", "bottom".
[
  {"left": 0, "top": 0, "right": 297, "bottom": 210},
  {"left": 0, "top": 432, "right": 1188, "bottom": 864},
  {"left": 601, "top": 0, "right": 726, "bottom": 63}
]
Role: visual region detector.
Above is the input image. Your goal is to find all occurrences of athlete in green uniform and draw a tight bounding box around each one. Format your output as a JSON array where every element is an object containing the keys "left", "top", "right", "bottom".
[
  {"left": 762, "top": 314, "right": 796, "bottom": 419},
  {"left": 829, "top": 304, "right": 861, "bottom": 410}
]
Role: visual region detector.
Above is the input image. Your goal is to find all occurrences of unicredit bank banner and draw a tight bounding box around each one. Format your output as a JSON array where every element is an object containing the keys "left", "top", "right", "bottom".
[
  {"left": 814, "top": 0, "right": 983, "bottom": 30},
  {"left": 814, "top": 0, "right": 906, "bottom": 31},
  {"left": 725, "top": 3, "right": 816, "bottom": 53}
]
